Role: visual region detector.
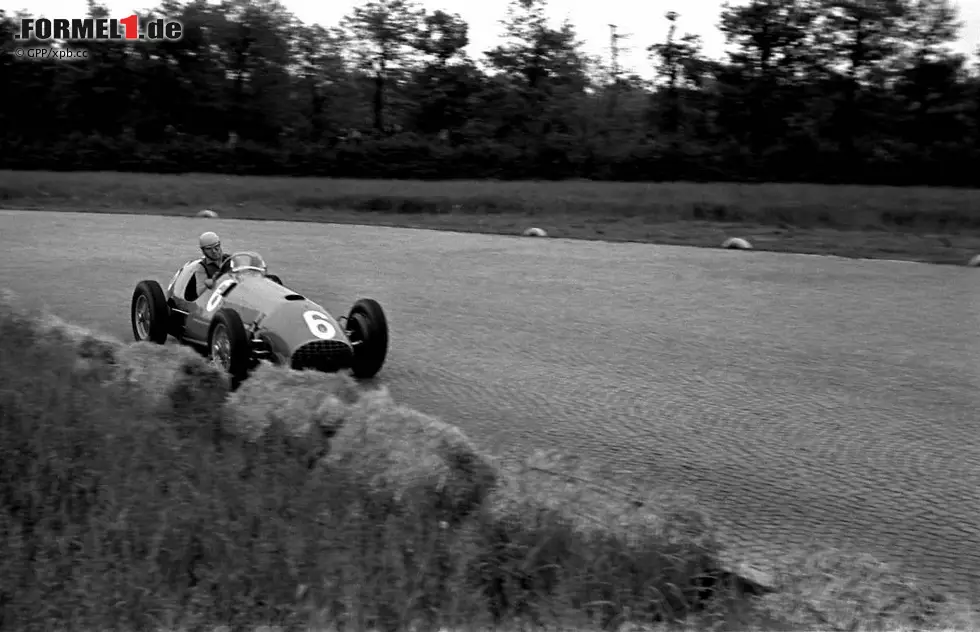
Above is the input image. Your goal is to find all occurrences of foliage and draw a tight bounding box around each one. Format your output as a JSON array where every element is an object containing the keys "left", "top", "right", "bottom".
[
  {"left": 0, "top": 297, "right": 770, "bottom": 631},
  {"left": 2, "top": 296, "right": 970, "bottom": 630},
  {"left": 1, "top": 0, "right": 979, "bottom": 185}
]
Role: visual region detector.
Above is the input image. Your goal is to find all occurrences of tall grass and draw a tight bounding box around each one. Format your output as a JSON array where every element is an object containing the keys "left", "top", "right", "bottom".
[
  {"left": 2, "top": 170, "right": 980, "bottom": 232},
  {"left": 0, "top": 296, "right": 745, "bottom": 631},
  {"left": 0, "top": 292, "right": 971, "bottom": 632}
]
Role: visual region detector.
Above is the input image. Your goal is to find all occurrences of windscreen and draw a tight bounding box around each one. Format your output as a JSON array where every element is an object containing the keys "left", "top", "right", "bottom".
[{"left": 228, "top": 252, "right": 267, "bottom": 275}]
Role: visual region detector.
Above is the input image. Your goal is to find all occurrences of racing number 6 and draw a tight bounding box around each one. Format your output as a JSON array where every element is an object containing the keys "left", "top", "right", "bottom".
[
  {"left": 206, "top": 279, "right": 235, "bottom": 312},
  {"left": 303, "top": 310, "right": 336, "bottom": 340}
]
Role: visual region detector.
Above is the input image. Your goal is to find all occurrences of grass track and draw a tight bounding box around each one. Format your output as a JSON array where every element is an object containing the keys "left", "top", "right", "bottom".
[
  {"left": 2, "top": 170, "right": 980, "bottom": 264},
  {"left": 2, "top": 209, "right": 979, "bottom": 608},
  {"left": 2, "top": 295, "right": 782, "bottom": 631}
]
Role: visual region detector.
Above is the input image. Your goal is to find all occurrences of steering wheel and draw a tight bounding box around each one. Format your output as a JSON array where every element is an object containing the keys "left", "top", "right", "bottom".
[{"left": 217, "top": 255, "right": 234, "bottom": 277}]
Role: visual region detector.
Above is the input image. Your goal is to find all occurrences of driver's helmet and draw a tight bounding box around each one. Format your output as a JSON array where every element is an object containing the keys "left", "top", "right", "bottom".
[{"left": 199, "top": 231, "right": 223, "bottom": 264}]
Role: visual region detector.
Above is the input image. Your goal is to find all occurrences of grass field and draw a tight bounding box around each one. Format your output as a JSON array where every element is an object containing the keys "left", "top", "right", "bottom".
[
  {"left": 2, "top": 170, "right": 980, "bottom": 264},
  {"left": 3, "top": 171, "right": 980, "bottom": 630},
  {"left": 0, "top": 293, "right": 761, "bottom": 631},
  {"left": 1, "top": 291, "right": 975, "bottom": 631}
]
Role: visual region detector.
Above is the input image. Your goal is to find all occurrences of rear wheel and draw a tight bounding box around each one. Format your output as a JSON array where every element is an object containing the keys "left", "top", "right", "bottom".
[
  {"left": 346, "top": 298, "right": 389, "bottom": 379},
  {"left": 208, "top": 308, "right": 251, "bottom": 387},
  {"left": 131, "top": 280, "right": 170, "bottom": 344}
]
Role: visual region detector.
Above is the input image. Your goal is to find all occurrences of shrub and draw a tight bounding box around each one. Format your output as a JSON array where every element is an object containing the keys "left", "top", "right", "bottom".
[
  {"left": 3, "top": 133, "right": 979, "bottom": 187},
  {"left": 0, "top": 294, "right": 966, "bottom": 631}
]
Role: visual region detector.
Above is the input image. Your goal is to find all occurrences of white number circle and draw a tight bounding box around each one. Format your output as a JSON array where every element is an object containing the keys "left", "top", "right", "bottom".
[
  {"left": 206, "top": 279, "right": 235, "bottom": 312},
  {"left": 303, "top": 310, "right": 336, "bottom": 340}
]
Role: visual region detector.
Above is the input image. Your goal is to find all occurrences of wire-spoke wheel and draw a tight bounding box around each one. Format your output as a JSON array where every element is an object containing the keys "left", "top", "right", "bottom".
[
  {"left": 130, "top": 280, "right": 170, "bottom": 344},
  {"left": 347, "top": 298, "right": 388, "bottom": 379},
  {"left": 207, "top": 307, "right": 251, "bottom": 389},
  {"left": 210, "top": 323, "right": 231, "bottom": 371},
  {"left": 133, "top": 295, "right": 151, "bottom": 340}
]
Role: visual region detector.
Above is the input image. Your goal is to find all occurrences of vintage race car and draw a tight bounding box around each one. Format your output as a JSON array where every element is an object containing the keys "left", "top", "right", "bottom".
[{"left": 129, "top": 251, "right": 389, "bottom": 383}]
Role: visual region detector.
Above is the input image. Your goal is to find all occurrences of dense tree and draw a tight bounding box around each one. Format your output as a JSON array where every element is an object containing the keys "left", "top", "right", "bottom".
[
  {"left": 648, "top": 11, "right": 710, "bottom": 134},
  {"left": 483, "top": 0, "right": 589, "bottom": 143},
  {"left": 1, "top": 0, "right": 978, "bottom": 184},
  {"left": 893, "top": 0, "right": 966, "bottom": 144},
  {"left": 410, "top": 10, "right": 480, "bottom": 137},
  {"left": 341, "top": 0, "right": 426, "bottom": 133},
  {"left": 717, "top": 0, "right": 820, "bottom": 156}
]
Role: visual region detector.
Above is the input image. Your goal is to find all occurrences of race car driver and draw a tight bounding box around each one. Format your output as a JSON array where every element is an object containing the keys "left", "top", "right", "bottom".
[{"left": 195, "top": 231, "right": 231, "bottom": 295}]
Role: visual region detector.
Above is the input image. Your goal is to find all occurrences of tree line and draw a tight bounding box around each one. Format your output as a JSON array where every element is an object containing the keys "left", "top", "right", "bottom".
[{"left": 2, "top": 0, "right": 979, "bottom": 186}]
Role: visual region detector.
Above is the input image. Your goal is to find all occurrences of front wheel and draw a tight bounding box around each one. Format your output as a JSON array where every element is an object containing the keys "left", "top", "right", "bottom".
[
  {"left": 346, "top": 298, "right": 389, "bottom": 379},
  {"left": 208, "top": 307, "right": 251, "bottom": 388},
  {"left": 131, "top": 280, "right": 170, "bottom": 344}
]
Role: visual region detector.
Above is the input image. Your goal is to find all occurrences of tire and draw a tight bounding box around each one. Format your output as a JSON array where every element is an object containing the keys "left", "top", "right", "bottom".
[
  {"left": 208, "top": 307, "right": 251, "bottom": 387},
  {"left": 346, "top": 298, "right": 389, "bottom": 379},
  {"left": 131, "top": 280, "right": 170, "bottom": 344},
  {"left": 267, "top": 273, "right": 283, "bottom": 286}
]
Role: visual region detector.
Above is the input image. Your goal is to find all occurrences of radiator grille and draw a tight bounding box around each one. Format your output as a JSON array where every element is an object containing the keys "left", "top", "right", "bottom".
[{"left": 291, "top": 340, "right": 354, "bottom": 373}]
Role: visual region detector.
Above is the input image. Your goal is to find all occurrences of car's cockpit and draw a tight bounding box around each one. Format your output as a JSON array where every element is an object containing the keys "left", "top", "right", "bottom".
[
  {"left": 220, "top": 252, "right": 268, "bottom": 277},
  {"left": 182, "top": 252, "right": 269, "bottom": 303}
]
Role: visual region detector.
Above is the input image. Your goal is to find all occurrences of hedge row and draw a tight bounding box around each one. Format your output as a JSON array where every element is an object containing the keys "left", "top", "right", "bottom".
[{"left": 3, "top": 134, "right": 980, "bottom": 187}]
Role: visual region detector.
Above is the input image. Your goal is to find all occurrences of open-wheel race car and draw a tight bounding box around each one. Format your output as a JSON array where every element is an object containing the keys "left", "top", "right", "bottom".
[{"left": 130, "top": 251, "right": 389, "bottom": 384}]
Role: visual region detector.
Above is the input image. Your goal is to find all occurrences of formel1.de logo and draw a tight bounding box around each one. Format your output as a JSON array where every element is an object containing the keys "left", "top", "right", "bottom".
[{"left": 14, "top": 15, "right": 183, "bottom": 42}]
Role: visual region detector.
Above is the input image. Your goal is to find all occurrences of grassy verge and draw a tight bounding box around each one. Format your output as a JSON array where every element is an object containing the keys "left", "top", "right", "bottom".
[
  {"left": 0, "top": 290, "right": 973, "bottom": 631},
  {"left": 2, "top": 171, "right": 980, "bottom": 265}
]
